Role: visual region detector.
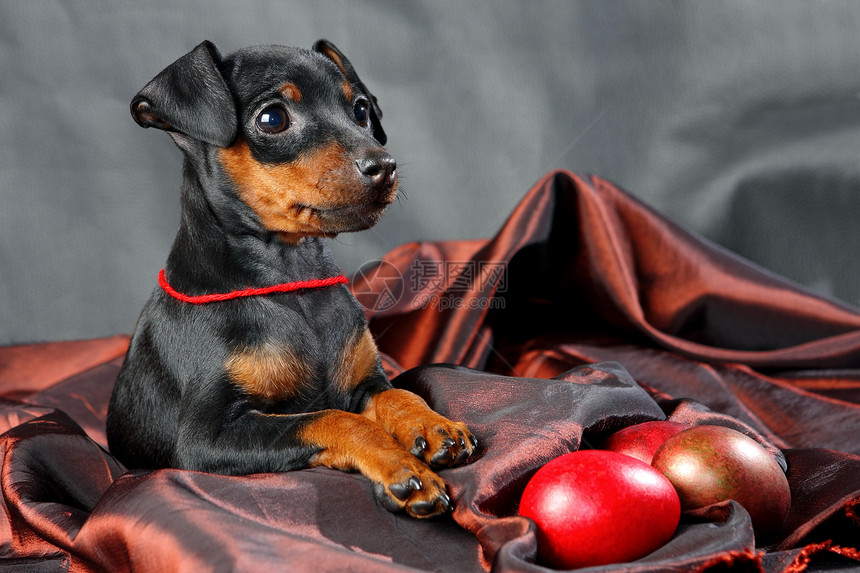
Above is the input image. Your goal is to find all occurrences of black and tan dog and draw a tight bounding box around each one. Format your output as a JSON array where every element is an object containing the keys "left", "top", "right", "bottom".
[{"left": 106, "top": 40, "right": 475, "bottom": 518}]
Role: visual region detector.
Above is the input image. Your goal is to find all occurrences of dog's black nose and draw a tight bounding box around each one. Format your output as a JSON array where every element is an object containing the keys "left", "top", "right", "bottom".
[{"left": 356, "top": 151, "right": 397, "bottom": 188}]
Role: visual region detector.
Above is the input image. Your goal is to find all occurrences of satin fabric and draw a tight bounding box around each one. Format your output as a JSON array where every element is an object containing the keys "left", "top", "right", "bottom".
[{"left": 2, "top": 171, "right": 860, "bottom": 571}]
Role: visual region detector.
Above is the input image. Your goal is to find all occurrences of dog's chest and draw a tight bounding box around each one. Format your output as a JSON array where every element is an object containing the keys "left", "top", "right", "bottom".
[{"left": 223, "top": 289, "right": 376, "bottom": 404}]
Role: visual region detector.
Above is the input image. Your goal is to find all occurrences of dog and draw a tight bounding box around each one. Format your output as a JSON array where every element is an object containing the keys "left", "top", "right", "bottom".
[{"left": 106, "top": 40, "right": 476, "bottom": 518}]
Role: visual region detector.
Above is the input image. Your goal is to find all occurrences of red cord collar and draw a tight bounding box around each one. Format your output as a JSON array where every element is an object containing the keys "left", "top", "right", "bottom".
[{"left": 158, "top": 268, "right": 348, "bottom": 304}]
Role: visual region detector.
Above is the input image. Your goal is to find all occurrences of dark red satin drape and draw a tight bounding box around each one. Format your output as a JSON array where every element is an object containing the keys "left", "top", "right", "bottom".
[
  {"left": 1, "top": 171, "right": 859, "bottom": 571},
  {"left": 358, "top": 171, "right": 860, "bottom": 569},
  {"left": 360, "top": 171, "right": 860, "bottom": 372}
]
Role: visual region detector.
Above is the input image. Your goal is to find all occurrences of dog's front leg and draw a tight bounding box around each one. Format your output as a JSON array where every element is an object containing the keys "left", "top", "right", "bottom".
[
  {"left": 299, "top": 409, "right": 453, "bottom": 518},
  {"left": 172, "top": 380, "right": 452, "bottom": 518}
]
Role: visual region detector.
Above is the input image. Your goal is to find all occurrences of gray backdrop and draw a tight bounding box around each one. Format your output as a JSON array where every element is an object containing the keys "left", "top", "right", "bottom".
[{"left": 3, "top": 1, "right": 860, "bottom": 345}]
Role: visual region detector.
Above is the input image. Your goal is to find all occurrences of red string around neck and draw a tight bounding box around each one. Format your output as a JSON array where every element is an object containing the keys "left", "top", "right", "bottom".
[{"left": 158, "top": 268, "right": 348, "bottom": 304}]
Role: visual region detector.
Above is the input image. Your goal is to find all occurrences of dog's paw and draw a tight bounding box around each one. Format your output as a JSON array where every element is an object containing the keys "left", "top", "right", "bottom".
[
  {"left": 367, "top": 388, "right": 478, "bottom": 470},
  {"left": 402, "top": 417, "right": 478, "bottom": 469},
  {"left": 374, "top": 460, "right": 452, "bottom": 518}
]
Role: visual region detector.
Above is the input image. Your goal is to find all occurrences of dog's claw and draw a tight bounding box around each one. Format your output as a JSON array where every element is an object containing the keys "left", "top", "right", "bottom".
[
  {"left": 440, "top": 493, "right": 453, "bottom": 511},
  {"left": 410, "top": 493, "right": 452, "bottom": 517},
  {"left": 389, "top": 475, "right": 423, "bottom": 501},
  {"left": 411, "top": 436, "right": 429, "bottom": 456},
  {"left": 410, "top": 500, "right": 438, "bottom": 516},
  {"left": 430, "top": 448, "right": 453, "bottom": 466},
  {"left": 409, "top": 476, "right": 422, "bottom": 491}
]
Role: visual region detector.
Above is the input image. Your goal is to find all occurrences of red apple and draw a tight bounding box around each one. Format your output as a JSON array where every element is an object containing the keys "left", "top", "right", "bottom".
[
  {"left": 519, "top": 450, "right": 681, "bottom": 569},
  {"left": 601, "top": 421, "right": 691, "bottom": 464},
  {"left": 651, "top": 425, "right": 791, "bottom": 539}
]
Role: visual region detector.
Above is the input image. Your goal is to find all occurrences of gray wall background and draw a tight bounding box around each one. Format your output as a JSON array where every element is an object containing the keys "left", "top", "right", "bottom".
[{"left": 3, "top": 1, "right": 860, "bottom": 345}]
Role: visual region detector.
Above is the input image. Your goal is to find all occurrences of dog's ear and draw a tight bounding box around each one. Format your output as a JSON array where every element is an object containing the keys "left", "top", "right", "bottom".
[
  {"left": 131, "top": 41, "right": 237, "bottom": 147},
  {"left": 313, "top": 39, "right": 386, "bottom": 145}
]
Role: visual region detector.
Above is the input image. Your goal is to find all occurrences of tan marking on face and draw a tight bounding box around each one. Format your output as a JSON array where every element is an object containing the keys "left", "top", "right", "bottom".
[
  {"left": 219, "top": 139, "right": 353, "bottom": 244},
  {"left": 280, "top": 82, "right": 302, "bottom": 103},
  {"left": 226, "top": 342, "right": 314, "bottom": 401},
  {"left": 342, "top": 81, "right": 354, "bottom": 103},
  {"left": 334, "top": 327, "right": 380, "bottom": 391}
]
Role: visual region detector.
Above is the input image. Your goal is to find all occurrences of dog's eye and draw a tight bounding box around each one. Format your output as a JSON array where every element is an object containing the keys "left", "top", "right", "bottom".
[
  {"left": 353, "top": 99, "right": 370, "bottom": 127},
  {"left": 256, "top": 105, "right": 289, "bottom": 133}
]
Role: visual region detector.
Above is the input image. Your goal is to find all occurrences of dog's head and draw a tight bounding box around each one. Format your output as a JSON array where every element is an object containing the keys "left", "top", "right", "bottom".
[{"left": 131, "top": 40, "right": 396, "bottom": 243}]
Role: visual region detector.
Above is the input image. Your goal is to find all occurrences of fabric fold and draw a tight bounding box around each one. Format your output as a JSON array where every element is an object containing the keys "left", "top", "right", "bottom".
[{"left": 1, "top": 171, "right": 859, "bottom": 571}]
